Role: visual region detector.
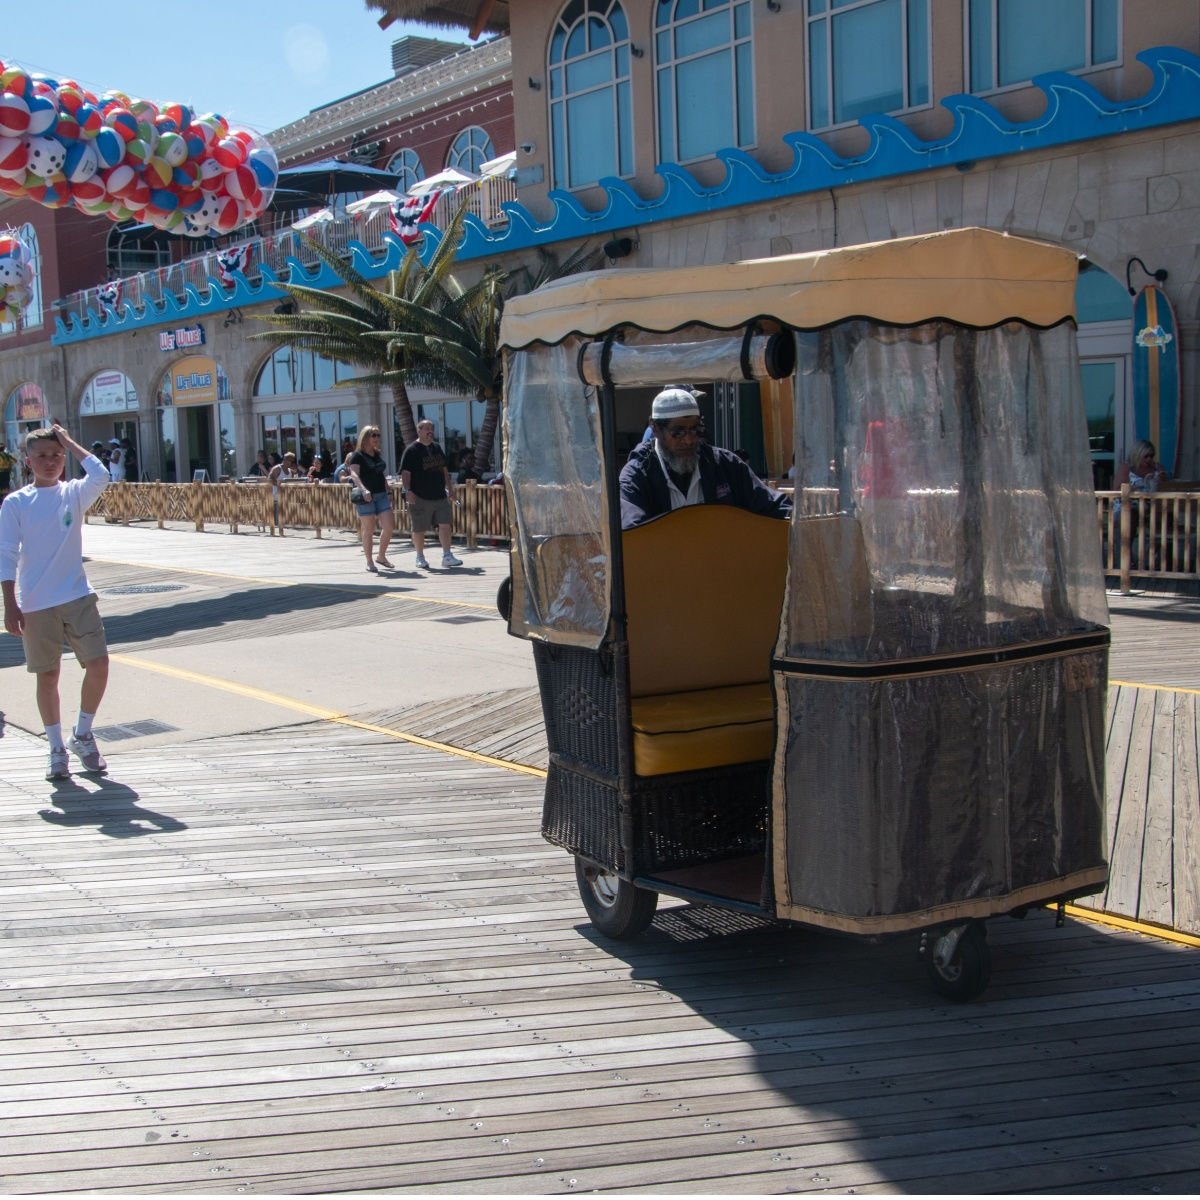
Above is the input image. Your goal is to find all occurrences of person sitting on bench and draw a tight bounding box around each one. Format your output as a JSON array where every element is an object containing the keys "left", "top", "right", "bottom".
[{"left": 620, "top": 386, "right": 791, "bottom": 529}]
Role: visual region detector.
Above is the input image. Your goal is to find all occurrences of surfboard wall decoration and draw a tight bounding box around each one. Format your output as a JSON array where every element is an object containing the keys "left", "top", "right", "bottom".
[{"left": 1131, "top": 284, "right": 1181, "bottom": 475}]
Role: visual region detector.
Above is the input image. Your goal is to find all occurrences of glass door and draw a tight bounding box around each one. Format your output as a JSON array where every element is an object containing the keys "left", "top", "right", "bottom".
[{"left": 1080, "top": 357, "right": 1125, "bottom": 491}]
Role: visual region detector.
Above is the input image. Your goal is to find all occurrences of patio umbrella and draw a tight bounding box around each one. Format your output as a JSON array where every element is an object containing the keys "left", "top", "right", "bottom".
[
  {"left": 345, "top": 189, "right": 404, "bottom": 215},
  {"left": 407, "top": 167, "right": 479, "bottom": 195},
  {"left": 277, "top": 159, "right": 402, "bottom": 195},
  {"left": 478, "top": 151, "right": 516, "bottom": 178},
  {"left": 292, "top": 208, "right": 336, "bottom": 231}
]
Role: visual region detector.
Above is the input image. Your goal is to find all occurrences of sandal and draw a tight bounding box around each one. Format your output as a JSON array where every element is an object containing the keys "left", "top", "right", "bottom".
[
  {"left": 366, "top": 563, "right": 379, "bottom": 573},
  {"left": 375, "top": 557, "right": 393, "bottom": 568}
]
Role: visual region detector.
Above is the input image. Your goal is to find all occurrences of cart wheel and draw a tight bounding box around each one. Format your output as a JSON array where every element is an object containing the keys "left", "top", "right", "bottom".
[
  {"left": 925, "top": 921, "right": 991, "bottom": 1002},
  {"left": 497, "top": 575, "right": 512, "bottom": 620},
  {"left": 575, "top": 857, "right": 657, "bottom": 940}
]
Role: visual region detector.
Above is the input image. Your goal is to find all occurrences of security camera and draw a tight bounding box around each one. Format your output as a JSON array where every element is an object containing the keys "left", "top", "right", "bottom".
[{"left": 519, "top": 142, "right": 535, "bottom": 154}]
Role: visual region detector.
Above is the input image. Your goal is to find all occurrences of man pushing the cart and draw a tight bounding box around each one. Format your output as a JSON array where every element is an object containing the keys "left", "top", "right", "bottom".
[{"left": 619, "top": 385, "right": 792, "bottom": 528}]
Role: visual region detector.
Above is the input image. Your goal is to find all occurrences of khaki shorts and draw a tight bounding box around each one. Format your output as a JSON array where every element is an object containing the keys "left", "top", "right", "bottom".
[
  {"left": 22, "top": 593, "right": 108, "bottom": 674},
  {"left": 408, "top": 495, "right": 452, "bottom": 531}
]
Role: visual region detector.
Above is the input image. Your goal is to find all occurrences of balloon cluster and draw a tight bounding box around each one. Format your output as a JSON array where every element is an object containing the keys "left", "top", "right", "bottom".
[
  {"left": 0, "top": 59, "right": 278, "bottom": 237},
  {"left": 0, "top": 231, "right": 32, "bottom": 323}
]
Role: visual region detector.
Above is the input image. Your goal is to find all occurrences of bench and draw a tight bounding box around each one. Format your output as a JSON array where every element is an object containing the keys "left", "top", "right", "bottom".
[{"left": 623, "top": 505, "right": 789, "bottom": 776}]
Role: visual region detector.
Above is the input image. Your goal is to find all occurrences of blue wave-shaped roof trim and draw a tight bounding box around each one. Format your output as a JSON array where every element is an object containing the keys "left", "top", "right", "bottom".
[{"left": 53, "top": 45, "right": 1200, "bottom": 345}]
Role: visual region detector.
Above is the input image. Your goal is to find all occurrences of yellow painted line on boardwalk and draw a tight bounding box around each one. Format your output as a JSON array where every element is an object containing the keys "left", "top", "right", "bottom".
[
  {"left": 1061, "top": 903, "right": 1200, "bottom": 949},
  {"left": 110, "top": 653, "right": 547, "bottom": 780},
  {"left": 1110, "top": 678, "right": 1200, "bottom": 695},
  {"left": 92, "top": 556, "right": 495, "bottom": 612}
]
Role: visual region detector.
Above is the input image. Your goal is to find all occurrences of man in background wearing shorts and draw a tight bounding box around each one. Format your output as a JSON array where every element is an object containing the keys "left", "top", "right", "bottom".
[
  {"left": 400, "top": 419, "right": 462, "bottom": 569},
  {"left": 0, "top": 425, "right": 112, "bottom": 780}
]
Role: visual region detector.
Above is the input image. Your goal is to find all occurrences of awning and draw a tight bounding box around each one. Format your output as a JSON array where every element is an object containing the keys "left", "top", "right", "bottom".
[{"left": 500, "top": 228, "right": 1079, "bottom": 350}]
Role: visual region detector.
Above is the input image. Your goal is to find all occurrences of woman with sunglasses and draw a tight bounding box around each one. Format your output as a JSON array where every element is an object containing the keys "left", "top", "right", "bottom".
[
  {"left": 348, "top": 426, "right": 395, "bottom": 572},
  {"left": 619, "top": 386, "right": 791, "bottom": 529}
]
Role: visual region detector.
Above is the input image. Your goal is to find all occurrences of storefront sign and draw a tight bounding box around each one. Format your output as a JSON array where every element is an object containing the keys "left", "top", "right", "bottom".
[
  {"left": 159, "top": 324, "right": 206, "bottom": 352},
  {"left": 10, "top": 381, "right": 46, "bottom": 422},
  {"left": 170, "top": 355, "right": 220, "bottom": 407},
  {"left": 81, "top": 370, "right": 138, "bottom": 415}
]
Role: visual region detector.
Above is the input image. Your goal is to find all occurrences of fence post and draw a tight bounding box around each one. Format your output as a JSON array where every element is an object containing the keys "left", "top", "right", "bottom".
[
  {"left": 465, "top": 479, "right": 477, "bottom": 549},
  {"left": 1119, "top": 483, "right": 1132, "bottom": 594}
]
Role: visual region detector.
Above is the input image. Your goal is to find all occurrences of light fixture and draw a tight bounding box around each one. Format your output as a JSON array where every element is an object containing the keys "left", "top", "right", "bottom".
[
  {"left": 222, "top": 307, "right": 244, "bottom": 328},
  {"left": 273, "top": 299, "right": 297, "bottom": 316},
  {"left": 766, "top": 0, "right": 782, "bottom": 10},
  {"left": 1125, "top": 256, "right": 1168, "bottom": 295},
  {"left": 603, "top": 235, "right": 638, "bottom": 261},
  {"left": 631, "top": 43, "right": 645, "bottom": 57},
  {"left": 528, "top": 76, "right": 542, "bottom": 90}
]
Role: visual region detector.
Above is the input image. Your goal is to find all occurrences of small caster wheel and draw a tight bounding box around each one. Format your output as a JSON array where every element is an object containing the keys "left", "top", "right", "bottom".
[
  {"left": 575, "top": 857, "right": 657, "bottom": 940},
  {"left": 925, "top": 921, "right": 991, "bottom": 1002},
  {"left": 497, "top": 575, "right": 512, "bottom": 620}
]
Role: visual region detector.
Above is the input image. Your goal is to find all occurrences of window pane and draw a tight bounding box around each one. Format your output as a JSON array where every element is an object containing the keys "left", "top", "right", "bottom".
[
  {"left": 1076, "top": 263, "right": 1131, "bottom": 323},
  {"left": 443, "top": 401, "right": 468, "bottom": 462},
  {"left": 587, "top": 15, "right": 612, "bottom": 49},
  {"left": 678, "top": 53, "right": 734, "bottom": 159},
  {"left": 280, "top": 414, "right": 298, "bottom": 457},
  {"left": 314, "top": 354, "right": 335, "bottom": 391},
  {"left": 833, "top": 1, "right": 903, "bottom": 123},
  {"left": 657, "top": 28, "right": 671, "bottom": 57},
  {"left": 736, "top": 41, "right": 755, "bottom": 144},
  {"left": 552, "top": 102, "right": 567, "bottom": 184},
  {"left": 617, "top": 81, "right": 633, "bottom": 175},
  {"left": 999, "top": 0, "right": 1085, "bottom": 85},
  {"left": 677, "top": 10, "right": 728, "bottom": 57},
  {"left": 1093, "top": 0, "right": 1118, "bottom": 63},
  {"left": 734, "top": 1, "right": 750, "bottom": 37},
  {"left": 808, "top": 18, "right": 829, "bottom": 127},
  {"left": 566, "top": 22, "right": 587, "bottom": 57},
  {"left": 260, "top": 415, "right": 279, "bottom": 461},
  {"left": 907, "top": 0, "right": 929, "bottom": 107},
  {"left": 219, "top": 403, "right": 236, "bottom": 478},
  {"left": 567, "top": 90, "right": 617, "bottom": 185},
  {"left": 657, "top": 68, "right": 677, "bottom": 160},
  {"left": 969, "top": 0, "right": 993, "bottom": 90},
  {"left": 566, "top": 49, "right": 615, "bottom": 92},
  {"left": 339, "top": 410, "right": 357, "bottom": 455},
  {"left": 609, "top": 4, "right": 628, "bottom": 41}
]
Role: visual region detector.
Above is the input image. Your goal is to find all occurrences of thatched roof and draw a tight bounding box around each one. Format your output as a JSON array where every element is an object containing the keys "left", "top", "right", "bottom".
[{"left": 364, "top": 0, "right": 510, "bottom": 37}]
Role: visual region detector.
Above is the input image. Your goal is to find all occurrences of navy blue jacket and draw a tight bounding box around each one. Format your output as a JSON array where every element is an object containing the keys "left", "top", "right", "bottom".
[{"left": 619, "top": 440, "right": 792, "bottom": 529}]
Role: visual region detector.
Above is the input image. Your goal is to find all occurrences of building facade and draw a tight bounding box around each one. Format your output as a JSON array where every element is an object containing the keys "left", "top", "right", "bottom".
[
  {"left": 4, "top": 2, "right": 1199, "bottom": 487},
  {"left": 0, "top": 34, "right": 514, "bottom": 482}
]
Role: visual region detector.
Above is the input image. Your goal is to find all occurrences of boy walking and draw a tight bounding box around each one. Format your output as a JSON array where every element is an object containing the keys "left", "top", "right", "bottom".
[{"left": 0, "top": 426, "right": 112, "bottom": 780}]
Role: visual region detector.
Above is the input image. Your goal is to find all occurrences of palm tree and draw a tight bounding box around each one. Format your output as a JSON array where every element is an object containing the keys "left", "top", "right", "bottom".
[
  {"left": 255, "top": 204, "right": 601, "bottom": 473},
  {"left": 252, "top": 204, "right": 472, "bottom": 449}
]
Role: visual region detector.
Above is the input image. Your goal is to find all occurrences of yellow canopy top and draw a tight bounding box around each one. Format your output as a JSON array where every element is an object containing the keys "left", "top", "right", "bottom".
[{"left": 500, "top": 227, "right": 1078, "bottom": 349}]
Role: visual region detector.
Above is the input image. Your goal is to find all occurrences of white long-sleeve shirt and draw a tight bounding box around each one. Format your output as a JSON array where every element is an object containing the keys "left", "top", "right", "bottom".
[{"left": 0, "top": 455, "right": 109, "bottom": 614}]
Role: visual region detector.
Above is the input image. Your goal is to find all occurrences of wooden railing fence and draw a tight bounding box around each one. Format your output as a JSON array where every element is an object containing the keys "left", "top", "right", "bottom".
[{"left": 85, "top": 481, "right": 1200, "bottom": 589}]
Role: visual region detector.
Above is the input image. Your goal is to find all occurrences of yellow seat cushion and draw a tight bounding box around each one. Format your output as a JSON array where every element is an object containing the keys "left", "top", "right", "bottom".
[{"left": 631, "top": 683, "right": 775, "bottom": 777}]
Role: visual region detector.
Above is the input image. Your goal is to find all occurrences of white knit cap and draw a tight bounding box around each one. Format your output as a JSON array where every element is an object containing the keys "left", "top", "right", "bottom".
[{"left": 651, "top": 386, "right": 701, "bottom": 420}]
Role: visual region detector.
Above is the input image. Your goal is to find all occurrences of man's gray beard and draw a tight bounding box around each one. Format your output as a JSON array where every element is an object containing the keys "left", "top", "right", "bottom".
[{"left": 663, "top": 449, "right": 696, "bottom": 475}]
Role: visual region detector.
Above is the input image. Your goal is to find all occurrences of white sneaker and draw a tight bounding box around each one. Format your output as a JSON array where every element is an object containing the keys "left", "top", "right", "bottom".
[
  {"left": 69, "top": 731, "right": 108, "bottom": 774},
  {"left": 442, "top": 552, "right": 462, "bottom": 567},
  {"left": 414, "top": 553, "right": 430, "bottom": 569},
  {"left": 46, "top": 747, "right": 70, "bottom": 780}
]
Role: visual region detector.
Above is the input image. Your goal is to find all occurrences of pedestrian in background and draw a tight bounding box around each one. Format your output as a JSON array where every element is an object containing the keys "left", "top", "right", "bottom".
[
  {"left": 400, "top": 419, "right": 461, "bottom": 569},
  {"left": 348, "top": 426, "right": 395, "bottom": 572}
]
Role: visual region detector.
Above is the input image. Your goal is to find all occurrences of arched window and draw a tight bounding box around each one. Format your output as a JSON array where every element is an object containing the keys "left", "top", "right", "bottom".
[
  {"left": 549, "top": 0, "right": 633, "bottom": 190},
  {"left": 655, "top": 0, "right": 754, "bottom": 164},
  {"left": 387, "top": 147, "right": 426, "bottom": 193},
  {"left": 446, "top": 126, "right": 494, "bottom": 174},
  {"left": 0, "top": 223, "right": 42, "bottom": 333}
]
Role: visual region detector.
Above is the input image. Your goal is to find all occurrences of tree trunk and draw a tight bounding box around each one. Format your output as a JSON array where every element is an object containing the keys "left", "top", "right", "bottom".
[
  {"left": 472, "top": 392, "right": 500, "bottom": 474},
  {"left": 392, "top": 380, "right": 417, "bottom": 450}
]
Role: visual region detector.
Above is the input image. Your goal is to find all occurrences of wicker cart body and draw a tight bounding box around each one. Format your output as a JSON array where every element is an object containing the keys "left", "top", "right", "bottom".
[{"left": 498, "top": 229, "right": 1111, "bottom": 980}]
